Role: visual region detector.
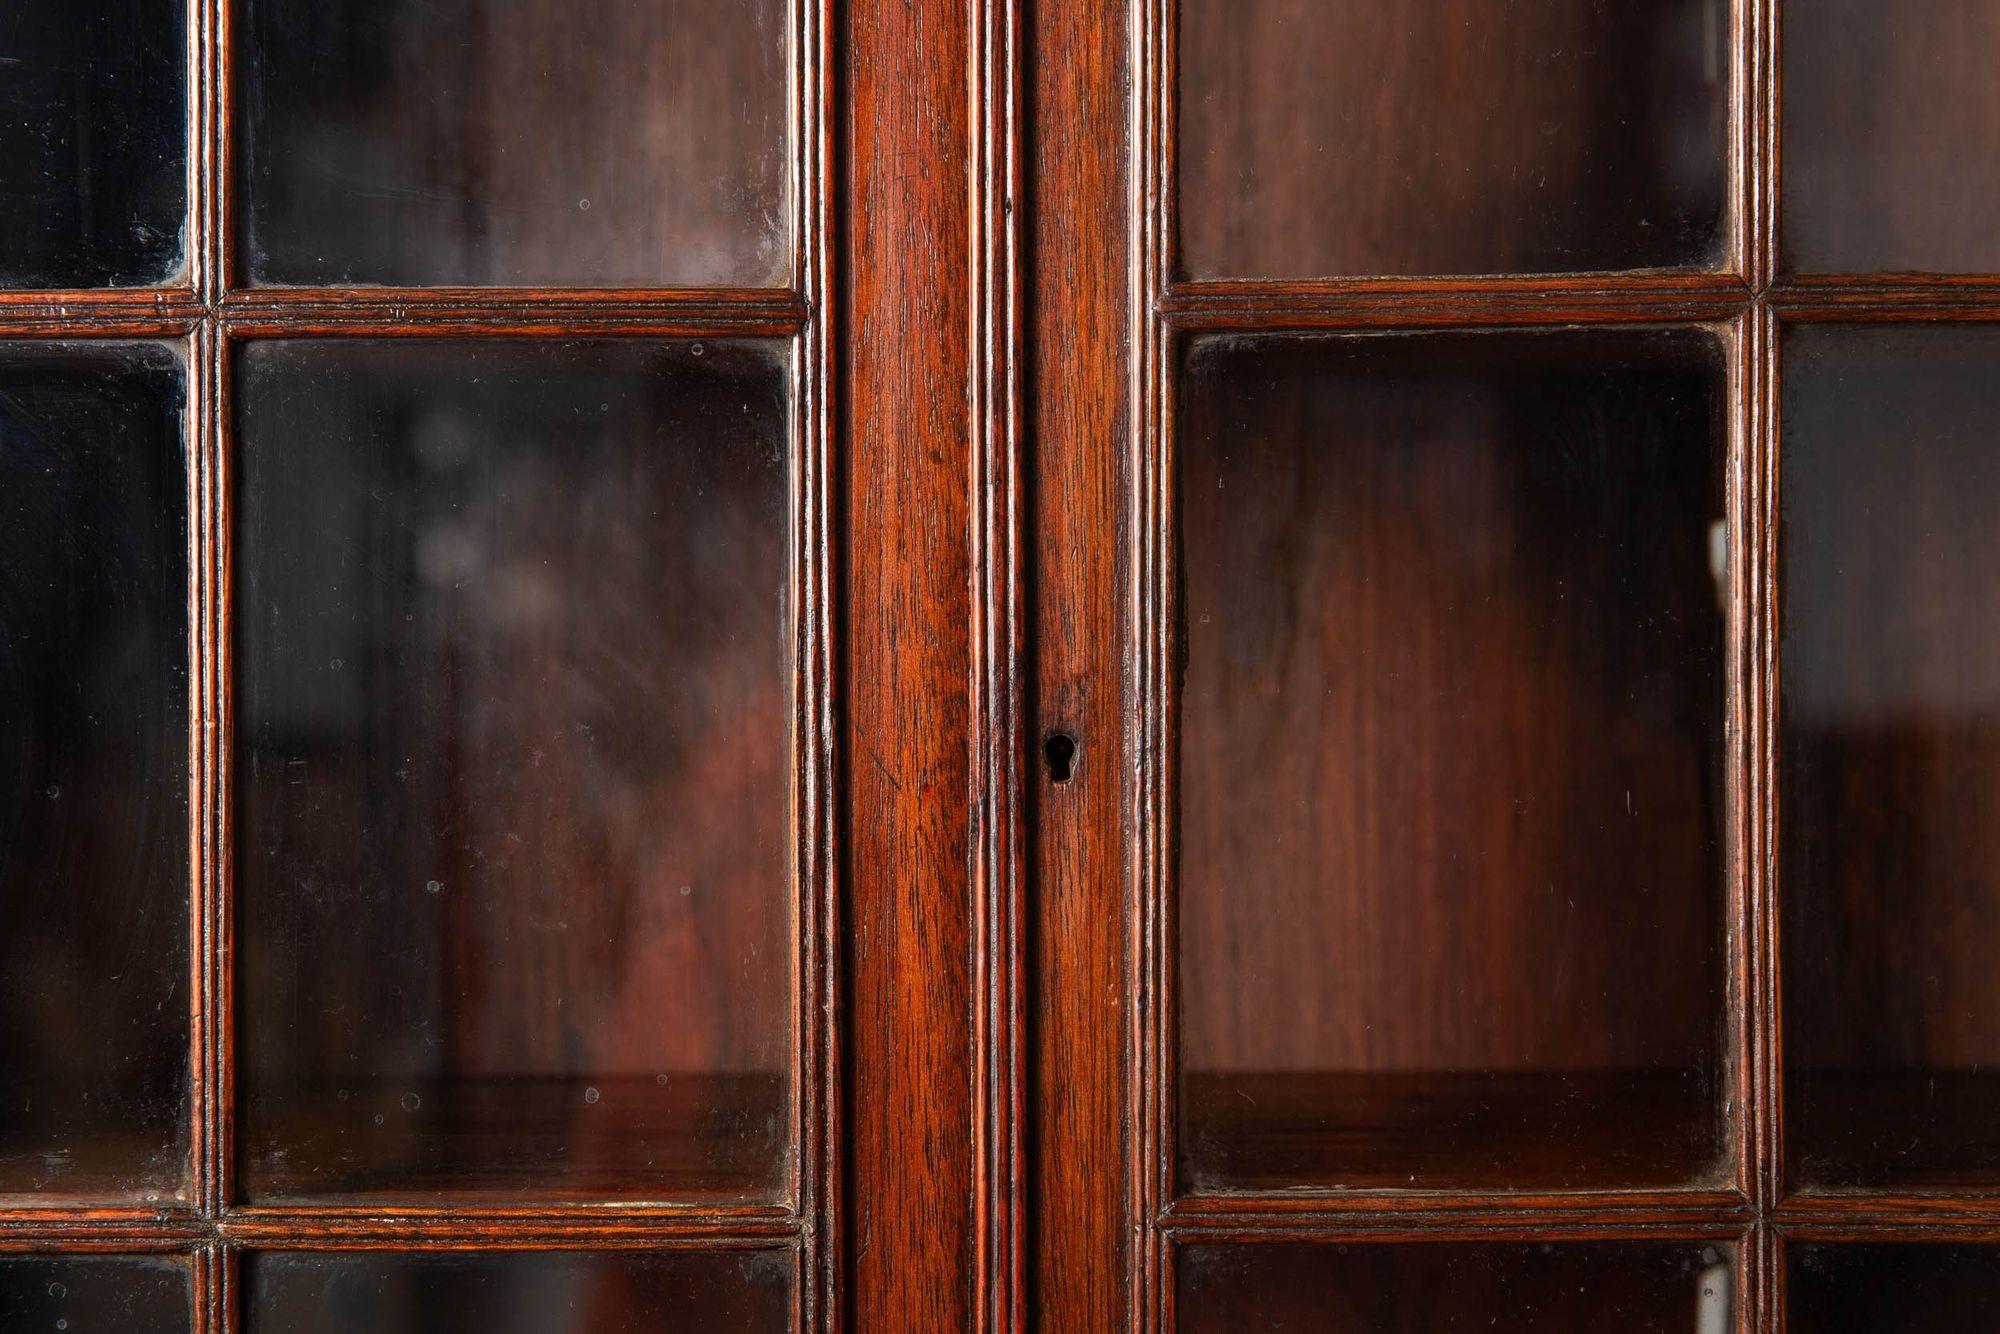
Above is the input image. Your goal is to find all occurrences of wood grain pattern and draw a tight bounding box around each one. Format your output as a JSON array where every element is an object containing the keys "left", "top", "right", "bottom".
[
  {"left": 842, "top": 0, "right": 977, "bottom": 1328},
  {"left": 1024, "top": 0, "right": 1131, "bottom": 1326},
  {"left": 972, "top": 0, "right": 1026, "bottom": 1329},
  {"left": 14, "top": 1, "right": 2000, "bottom": 1331}
]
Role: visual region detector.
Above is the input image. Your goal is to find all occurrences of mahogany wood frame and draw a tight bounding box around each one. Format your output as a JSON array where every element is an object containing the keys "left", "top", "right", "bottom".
[{"left": 10, "top": 0, "right": 2000, "bottom": 1331}]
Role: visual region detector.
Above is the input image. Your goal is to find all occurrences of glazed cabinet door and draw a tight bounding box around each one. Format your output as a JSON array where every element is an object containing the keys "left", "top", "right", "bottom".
[
  {"left": 0, "top": 0, "right": 995, "bottom": 1328},
  {"left": 1021, "top": 0, "right": 2000, "bottom": 1330}
]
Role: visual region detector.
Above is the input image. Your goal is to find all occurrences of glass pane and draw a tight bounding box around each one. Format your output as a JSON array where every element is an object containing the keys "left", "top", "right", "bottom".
[
  {"left": 1784, "top": 3, "right": 2000, "bottom": 273},
  {"left": 1789, "top": 1244, "right": 2000, "bottom": 1331},
  {"left": 239, "top": 0, "right": 791, "bottom": 288},
  {"left": 0, "top": 2, "right": 187, "bottom": 287},
  {"left": 1178, "top": 330, "right": 1730, "bottom": 1193},
  {"left": 1178, "top": 1241, "right": 1734, "bottom": 1333},
  {"left": 1178, "top": 0, "right": 1729, "bottom": 279},
  {"left": 0, "top": 1255, "right": 191, "bottom": 1334},
  {"left": 1782, "top": 325, "right": 2000, "bottom": 1188},
  {"left": 244, "top": 1251, "right": 791, "bottom": 1333},
  {"left": 236, "top": 339, "right": 793, "bottom": 1203},
  {"left": 0, "top": 343, "right": 188, "bottom": 1203}
]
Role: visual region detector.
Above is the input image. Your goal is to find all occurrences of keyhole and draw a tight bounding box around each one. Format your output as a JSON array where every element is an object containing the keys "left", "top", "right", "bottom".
[{"left": 1044, "top": 731, "right": 1077, "bottom": 784}]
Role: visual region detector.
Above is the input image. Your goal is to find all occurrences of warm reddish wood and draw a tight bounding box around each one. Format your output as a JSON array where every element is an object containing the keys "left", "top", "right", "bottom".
[
  {"left": 841, "top": 0, "right": 977, "bottom": 1329},
  {"left": 1024, "top": 0, "right": 1131, "bottom": 1329},
  {"left": 971, "top": 0, "right": 1026, "bottom": 1329},
  {"left": 16, "top": 2, "right": 2000, "bottom": 1331}
]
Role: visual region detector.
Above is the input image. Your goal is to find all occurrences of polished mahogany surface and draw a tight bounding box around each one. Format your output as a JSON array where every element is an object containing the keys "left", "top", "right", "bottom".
[
  {"left": 0, "top": 1, "right": 186, "bottom": 287},
  {"left": 1177, "top": 1241, "right": 1735, "bottom": 1332},
  {"left": 1782, "top": 324, "right": 2000, "bottom": 1188},
  {"left": 1178, "top": 0, "right": 1729, "bottom": 278},
  {"left": 1177, "top": 329, "right": 1730, "bottom": 1192},
  {"left": 239, "top": 0, "right": 791, "bottom": 287},
  {"left": 0, "top": 1255, "right": 190, "bottom": 1333},
  {"left": 242, "top": 1250, "right": 792, "bottom": 1332},
  {"left": 234, "top": 338, "right": 794, "bottom": 1202},
  {"left": 0, "top": 343, "right": 189, "bottom": 1203},
  {"left": 1784, "top": 1, "right": 2000, "bottom": 273}
]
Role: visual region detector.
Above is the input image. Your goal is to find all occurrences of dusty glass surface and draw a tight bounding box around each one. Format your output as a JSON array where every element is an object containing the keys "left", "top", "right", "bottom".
[
  {"left": 1782, "top": 325, "right": 2000, "bottom": 1187},
  {"left": 1177, "top": 329, "right": 1730, "bottom": 1192},
  {"left": 0, "top": 1255, "right": 190, "bottom": 1333},
  {"left": 0, "top": 343, "right": 189, "bottom": 1203},
  {"left": 1179, "top": 0, "right": 1729, "bottom": 277},
  {"left": 239, "top": 0, "right": 792, "bottom": 287},
  {"left": 1785, "top": 2, "right": 2000, "bottom": 273},
  {"left": 1179, "top": 1242, "right": 1735, "bottom": 1332},
  {"left": 236, "top": 339, "right": 795, "bottom": 1202},
  {"left": 0, "top": 1, "right": 187, "bottom": 286},
  {"left": 244, "top": 1251, "right": 792, "bottom": 1333}
]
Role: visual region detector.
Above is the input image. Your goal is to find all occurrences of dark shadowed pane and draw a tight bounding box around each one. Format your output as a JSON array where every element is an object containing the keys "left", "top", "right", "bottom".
[
  {"left": 0, "top": 2, "right": 187, "bottom": 287},
  {"left": 1177, "top": 330, "right": 1729, "bottom": 1193},
  {"left": 244, "top": 1251, "right": 791, "bottom": 1333},
  {"left": 1178, "top": 0, "right": 1730, "bottom": 278},
  {"left": 1785, "top": 3, "right": 2000, "bottom": 273},
  {"left": 236, "top": 339, "right": 793, "bottom": 1202},
  {"left": 1789, "top": 1245, "right": 2000, "bottom": 1331},
  {"left": 239, "top": 0, "right": 791, "bottom": 288},
  {"left": 1178, "top": 1242, "right": 1735, "bottom": 1333},
  {"left": 1782, "top": 325, "right": 2000, "bottom": 1188},
  {"left": 0, "top": 343, "right": 188, "bottom": 1203},
  {"left": 0, "top": 1255, "right": 191, "bottom": 1334}
]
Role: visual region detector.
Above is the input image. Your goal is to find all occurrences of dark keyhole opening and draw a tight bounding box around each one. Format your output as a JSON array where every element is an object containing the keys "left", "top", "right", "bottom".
[{"left": 1044, "top": 731, "right": 1077, "bottom": 784}]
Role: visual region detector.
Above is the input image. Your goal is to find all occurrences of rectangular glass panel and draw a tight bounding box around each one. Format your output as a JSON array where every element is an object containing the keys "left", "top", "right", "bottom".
[
  {"left": 1784, "top": 3, "right": 2000, "bottom": 273},
  {"left": 1177, "top": 1241, "right": 1734, "bottom": 1333},
  {"left": 1178, "top": 0, "right": 1729, "bottom": 279},
  {"left": 243, "top": 1251, "right": 791, "bottom": 1333},
  {"left": 239, "top": 0, "right": 791, "bottom": 288},
  {"left": 236, "top": 339, "right": 793, "bottom": 1203},
  {"left": 1781, "top": 325, "right": 2000, "bottom": 1188},
  {"left": 1177, "top": 330, "right": 1729, "bottom": 1193},
  {"left": 0, "top": 1255, "right": 191, "bottom": 1333},
  {"left": 1789, "top": 1244, "right": 2000, "bottom": 1331},
  {"left": 0, "top": 343, "right": 188, "bottom": 1203},
  {"left": 0, "top": 2, "right": 187, "bottom": 287}
]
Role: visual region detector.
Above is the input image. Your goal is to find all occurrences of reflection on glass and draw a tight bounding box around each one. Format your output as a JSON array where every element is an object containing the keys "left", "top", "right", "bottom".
[
  {"left": 236, "top": 339, "right": 794, "bottom": 1202},
  {"left": 243, "top": 1251, "right": 791, "bottom": 1333},
  {"left": 1178, "top": 0, "right": 1729, "bottom": 278},
  {"left": 1789, "top": 1244, "right": 2000, "bottom": 1332},
  {"left": 1784, "top": 2, "right": 2000, "bottom": 273},
  {"left": 0, "top": 1, "right": 187, "bottom": 287},
  {"left": 1782, "top": 326, "right": 2000, "bottom": 1187},
  {"left": 1177, "top": 330, "right": 1729, "bottom": 1192},
  {"left": 0, "top": 1256, "right": 190, "bottom": 1334},
  {"left": 0, "top": 344, "right": 188, "bottom": 1203},
  {"left": 239, "top": 0, "right": 791, "bottom": 287},
  {"left": 1178, "top": 1242, "right": 1734, "bottom": 1333}
]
